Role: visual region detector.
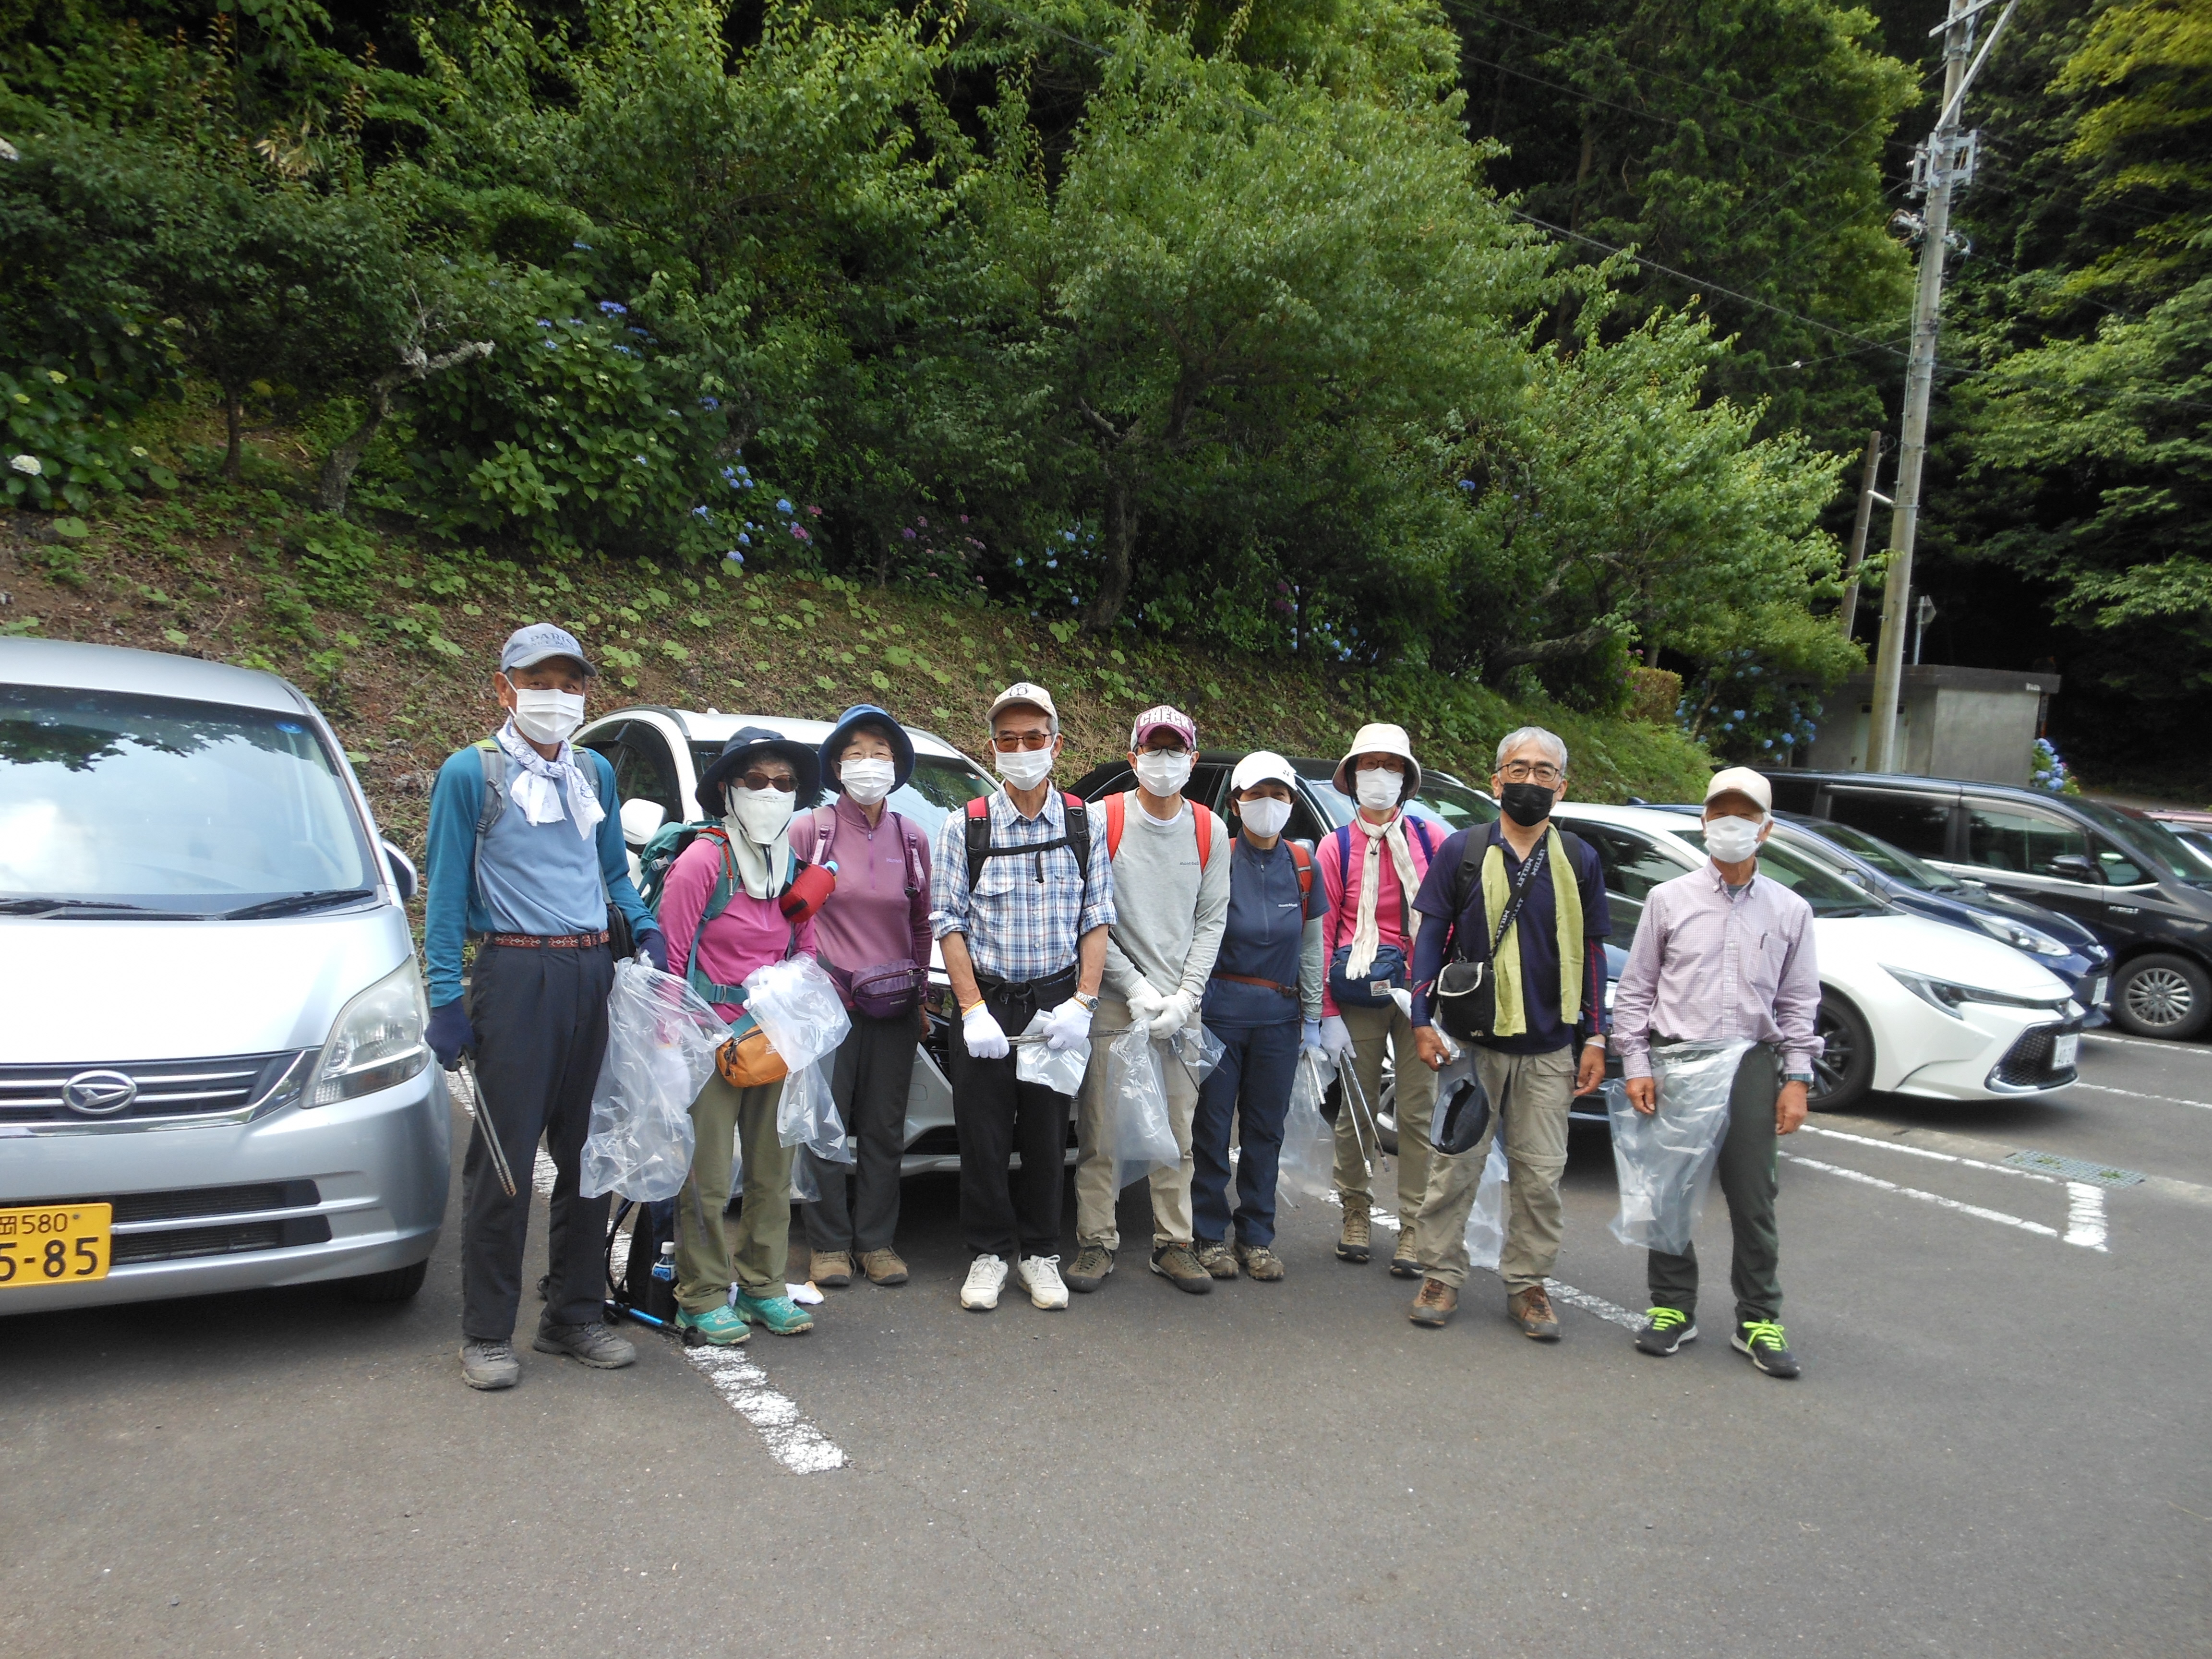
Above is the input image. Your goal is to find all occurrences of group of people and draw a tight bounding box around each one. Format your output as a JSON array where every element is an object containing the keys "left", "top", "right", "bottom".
[{"left": 424, "top": 624, "right": 1822, "bottom": 1392}]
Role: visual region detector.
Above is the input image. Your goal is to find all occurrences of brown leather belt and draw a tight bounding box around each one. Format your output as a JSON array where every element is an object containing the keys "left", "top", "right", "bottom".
[
  {"left": 1212, "top": 971, "right": 1296, "bottom": 997},
  {"left": 484, "top": 930, "right": 611, "bottom": 950}
]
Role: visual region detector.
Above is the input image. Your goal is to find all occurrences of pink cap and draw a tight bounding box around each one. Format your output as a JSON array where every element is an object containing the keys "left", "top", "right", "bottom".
[{"left": 1130, "top": 704, "right": 1197, "bottom": 750}]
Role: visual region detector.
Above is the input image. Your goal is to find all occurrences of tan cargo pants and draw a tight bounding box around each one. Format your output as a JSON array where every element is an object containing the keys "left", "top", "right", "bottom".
[
  {"left": 1411, "top": 1044, "right": 1575, "bottom": 1295},
  {"left": 1333, "top": 999, "right": 1437, "bottom": 1226},
  {"left": 1074, "top": 995, "right": 1199, "bottom": 1251}
]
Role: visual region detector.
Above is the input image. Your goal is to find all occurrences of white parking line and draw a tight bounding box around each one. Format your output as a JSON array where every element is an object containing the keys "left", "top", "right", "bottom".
[
  {"left": 682, "top": 1345, "right": 849, "bottom": 1474},
  {"left": 2066, "top": 1082, "right": 2212, "bottom": 1112},
  {"left": 2082, "top": 1031, "right": 2212, "bottom": 1056},
  {"left": 1781, "top": 1151, "right": 2108, "bottom": 1252},
  {"left": 1801, "top": 1125, "right": 2058, "bottom": 1182}
]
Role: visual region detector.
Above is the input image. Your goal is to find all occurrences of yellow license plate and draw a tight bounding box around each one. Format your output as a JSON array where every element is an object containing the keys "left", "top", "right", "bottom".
[{"left": 0, "top": 1203, "right": 111, "bottom": 1286}]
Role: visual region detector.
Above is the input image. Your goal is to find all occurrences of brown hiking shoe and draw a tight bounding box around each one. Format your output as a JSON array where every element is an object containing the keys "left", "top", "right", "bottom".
[
  {"left": 1234, "top": 1243, "right": 1285, "bottom": 1282},
  {"left": 1150, "top": 1243, "right": 1214, "bottom": 1295},
  {"left": 1192, "top": 1240, "right": 1239, "bottom": 1280},
  {"left": 1065, "top": 1242, "right": 1115, "bottom": 1293},
  {"left": 1409, "top": 1278, "right": 1458, "bottom": 1327},
  {"left": 859, "top": 1248, "right": 908, "bottom": 1286},
  {"left": 1388, "top": 1225, "right": 1422, "bottom": 1279},
  {"left": 810, "top": 1251, "right": 853, "bottom": 1289},
  {"left": 1335, "top": 1201, "right": 1371, "bottom": 1263},
  {"left": 1509, "top": 1285, "right": 1562, "bottom": 1341}
]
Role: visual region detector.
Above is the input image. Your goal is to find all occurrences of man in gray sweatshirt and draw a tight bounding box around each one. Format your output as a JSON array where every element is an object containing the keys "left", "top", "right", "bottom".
[{"left": 1067, "top": 706, "right": 1232, "bottom": 1295}]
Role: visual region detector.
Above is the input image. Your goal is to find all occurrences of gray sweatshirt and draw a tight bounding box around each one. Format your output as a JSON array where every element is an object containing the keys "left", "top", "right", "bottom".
[{"left": 1089, "top": 796, "right": 1231, "bottom": 1007}]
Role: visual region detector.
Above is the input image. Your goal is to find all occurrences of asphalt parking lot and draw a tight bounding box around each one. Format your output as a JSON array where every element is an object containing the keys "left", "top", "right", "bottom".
[{"left": 6, "top": 1032, "right": 2210, "bottom": 1659}]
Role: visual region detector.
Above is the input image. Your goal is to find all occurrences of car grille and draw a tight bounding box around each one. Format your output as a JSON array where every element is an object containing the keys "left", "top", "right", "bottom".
[
  {"left": 0, "top": 1051, "right": 306, "bottom": 1126},
  {"left": 112, "top": 1216, "right": 332, "bottom": 1265},
  {"left": 23, "top": 1181, "right": 330, "bottom": 1266},
  {"left": 1994, "top": 1022, "right": 2083, "bottom": 1089}
]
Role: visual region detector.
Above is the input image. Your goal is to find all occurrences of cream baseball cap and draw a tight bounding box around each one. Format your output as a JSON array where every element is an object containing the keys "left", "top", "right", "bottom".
[
  {"left": 1704, "top": 766, "right": 1773, "bottom": 812},
  {"left": 986, "top": 681, "right": 1058, "bottom": 727}
]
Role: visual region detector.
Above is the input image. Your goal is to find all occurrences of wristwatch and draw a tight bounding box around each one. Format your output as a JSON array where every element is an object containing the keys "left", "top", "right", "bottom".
[
  {"left": 1073, "top": 991, "right": 1100, "bottom": 1011},
  {"left": 1785, "top": 1070, "right": 1814, "bottom": 1085}
]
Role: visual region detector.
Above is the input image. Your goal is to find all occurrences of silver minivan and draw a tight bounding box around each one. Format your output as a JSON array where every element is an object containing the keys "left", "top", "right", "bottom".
[{"left": 0, "top": 639, "right": 448, "bottom": 1313}]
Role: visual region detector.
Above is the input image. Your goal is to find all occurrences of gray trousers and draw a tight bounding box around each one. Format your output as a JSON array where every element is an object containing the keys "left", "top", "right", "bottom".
[
  {"left": 461, "top": 941, "right": 614, "bottom": 1342},
  {"left": 803, "top": 1010, "right": 918, "bottom": 1256},
  {"left": 1648, "top": 1044, "right": 1783, "bottom": 1326}
]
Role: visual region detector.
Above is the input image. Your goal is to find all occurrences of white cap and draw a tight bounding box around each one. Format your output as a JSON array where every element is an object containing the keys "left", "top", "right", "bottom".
[
  {"left": 1231, "top": 750, "right": 1298, "bottom": 794},
  {"left": 986, "top": 682, "right": 1058, "bottom": 727},
  {"left": 1704, "top": 766, "right": 1773, "bottom": 813}
]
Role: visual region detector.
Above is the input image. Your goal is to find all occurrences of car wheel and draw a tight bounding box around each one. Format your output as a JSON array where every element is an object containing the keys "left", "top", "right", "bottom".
[
  {"left": 2113, "top": 952, "right": 2212, "bottom": 1040},
  {"left": 1810, "top": 994, "right": 1874, "bottom": 1111},
  {"left": 342, "top": 1259, "right": 429, "bottom": 1303}
]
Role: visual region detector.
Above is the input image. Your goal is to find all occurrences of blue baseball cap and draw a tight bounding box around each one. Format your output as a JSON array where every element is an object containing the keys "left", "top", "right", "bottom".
[{"left": 499, "top": 622, "right": 596, "bottom": 678}]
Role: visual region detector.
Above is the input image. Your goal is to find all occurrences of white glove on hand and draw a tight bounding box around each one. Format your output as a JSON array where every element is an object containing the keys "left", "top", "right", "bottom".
[
  {"left": 1125, "top": 981, "right": 1166, "bottom": 1027},
  {"left": 1148, "top": 989, "right": 1194, "bottom": 1038},
  {"left": 1042, "top": 997, "right": 1094, "bottom": 1052},
  {"left": 962, "top": 1003, "right": 1010, "bottom": 1060},
  {"left": 1320, "top": 1014, "right": 1356, "bottom": 1059}
]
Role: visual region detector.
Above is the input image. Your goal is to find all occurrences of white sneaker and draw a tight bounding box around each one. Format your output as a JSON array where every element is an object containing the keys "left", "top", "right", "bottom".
[
  {"left": 960, "top": 1253, "right": 1008, "bottom": 1311},
  {"left": 1013, "top": 1254, "right": 1069, "bottom": 1310}
]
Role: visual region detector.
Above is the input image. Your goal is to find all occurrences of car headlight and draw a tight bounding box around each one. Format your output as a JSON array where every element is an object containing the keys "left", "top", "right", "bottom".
[
  {"left": 1885, "top": 966, "right": 2070, "bottom": 1020},
  {"left": 1971, "top": 914, "right": 2068, "bottom": 957},
  {"left": 310, "top": 960, "right": 430, "bottom": 1106}
]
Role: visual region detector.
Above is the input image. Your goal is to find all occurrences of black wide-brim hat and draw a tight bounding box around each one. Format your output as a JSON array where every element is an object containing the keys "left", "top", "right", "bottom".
[{"left": 697, "top": 725, "right": 824, "bottom": 817}]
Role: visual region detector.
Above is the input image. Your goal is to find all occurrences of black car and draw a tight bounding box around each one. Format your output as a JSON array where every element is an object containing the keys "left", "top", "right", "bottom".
[{"left": 1761, "top": 770, "right": 2212, "bottom": 1040}]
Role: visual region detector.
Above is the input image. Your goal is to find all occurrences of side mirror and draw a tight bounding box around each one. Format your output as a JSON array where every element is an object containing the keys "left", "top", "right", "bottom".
[
  {"left": 2047, "top": 854, "right": 2100, "bottom": 884},
  {"left": 382, "top": 840, "right": 418, "bottom": 902},
  {"left": 620, "top": 798, "right": 667, "bottom": 848}
]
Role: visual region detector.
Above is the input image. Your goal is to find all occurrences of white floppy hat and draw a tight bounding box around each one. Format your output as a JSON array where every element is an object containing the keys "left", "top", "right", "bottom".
[
  {"left": 1230, "top": 750, "right": 1298, "bottom": 794},
  {"left": 1704, "top": 766, "right": 1773, "bottom": 813},
  {"left": 1332, "top": 722, "right": 1421, "bottom": 803}
]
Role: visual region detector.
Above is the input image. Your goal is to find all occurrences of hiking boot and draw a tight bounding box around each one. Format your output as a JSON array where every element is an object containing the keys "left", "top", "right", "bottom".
[
  {"left": 961, "top": 1253, "right": 1008, "bottom": 1311},
  {"left": 1507, "top": 1285, "right": 1561, "bottom": 1342},
  {"left": 1388, "top": 1226, "right": 1422, "bottom": 1279},
  {"left": 1150, "top": 1243, "right": 1214, "bottom": 1295},
  {"left": 1234, "top": 1243, "right": 1285, "bottom": 1282},
  {"left": 674, "top": 1304, "right": 751, "bottom": 1346},
  {"left": 1013, "top": 1254, "right": 1070, "bottom": 1310},
  {"left": 1064, "top": 1242, "right": 1115, "bottom": 1293},
  {"left": 460, "top": 1338, "right": 520, "bottom": 1391},
  {"left": 733, "top": 1288, "right": 815, "bottom": 1336},
  {"left": 1635, "top": 1307, "right": 1697, "bottom": 1357},
  {"left": 1336, "top": 1202, "right": 1372, "bottom": 1264},
  {"left": 533, "top": 1321, "right": 637, "bottom": 1369},
  {"left": 859, "top": 1248, "right": 909, "bottom": 1286},
  {"left": 1732, "top": 1320, "right": 1800, "bottom": 1378},
  {"left": 1408, "top": 1278, "right": 1458, "bottom": 1327},
  {"left": 811, "top": 1251, "right": 853, "bottom": 1289},
  {"left": 1192, "top": 1240, "right": 1239, "bottom": 1280}
]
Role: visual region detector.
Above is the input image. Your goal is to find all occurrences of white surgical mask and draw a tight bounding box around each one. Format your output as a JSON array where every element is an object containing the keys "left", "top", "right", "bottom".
[
  {"left": 1705, "top": 814, "right": 1764, "bottom": 865},
  {"left": 729, "top": 786, "right": 796, "bottom": 844},
  {"left": 1355, "top": 768, "right": 1403, "bottom": 811},
  {"left": 1133, "top": 751, "right": 1193, "bottom": 799},
  {"left": 995, "top": 745, "right": 1054, "bottom": 789},
  {"left": 509, "top": 687, "right": 585, "bottom": 746},
  {"left": 1240, "top": 796, "right": 1292, "bottom": 839},
  {"left": 840, "top": 757, "right": 896, "bottom": 805}
]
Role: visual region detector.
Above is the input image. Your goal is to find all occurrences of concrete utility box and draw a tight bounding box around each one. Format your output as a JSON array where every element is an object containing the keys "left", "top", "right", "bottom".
[{"left": 1805, "top": 666, "right": 2058, "bottom": 785}]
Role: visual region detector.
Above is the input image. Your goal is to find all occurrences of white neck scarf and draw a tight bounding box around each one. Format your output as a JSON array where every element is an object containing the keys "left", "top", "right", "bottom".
[
  {"left": 494, "top": 721, "right": 604, "bottom": 841},
  {"left": 1346, "top": 809, "right": 1418, "bottom": 978},
  {"left": 722, "top": 814, "right": 794, "bottom": 902}
]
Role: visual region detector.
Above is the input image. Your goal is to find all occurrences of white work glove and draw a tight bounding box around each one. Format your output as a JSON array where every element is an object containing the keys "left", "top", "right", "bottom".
[
  {"left": 1148, "top": 989, "right": 1195, "bottom": 1039},
  {"left": 962, "top": 1003, "right": 1010, "bottom": 1060},
  {"left": 1125, "top": 981, "right": 1166, "bottom": 1027},
  {"left": 1042, "top": 997, "right": 1094, "bottom": 1052},
  {"left": 1301, "top": 1019, "right": 1324, "bottom": 1057},
  {"left": 1320, "top": 1014, "right": 1356, "bottom": 1060}
]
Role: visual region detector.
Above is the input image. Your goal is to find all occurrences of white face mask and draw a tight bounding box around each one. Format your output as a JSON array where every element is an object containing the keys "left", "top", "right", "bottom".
[
  {"left": 1133, "top": 751, "right": 1193, "bottom": 799},
  {"left": 840, "top": 757, "right": 896, "bottom": 805},
  {"left": 1354, "top": 767, "right": 1403, "bottom": 811},
  {"left": 1705, "top": 813, "right": 1765, "bottom": 865},
  {"left": 509, "top": 686, "right": 585, "bottom": 746},
  {"left": 1240, "top": 795, "right": 1292, "bottom": 839},
  {"left": 995, "top": 744, "right": 1054, "bottom": 789},
  {"left": 728, "top": 785, "right": 796, "bottom": 844}
]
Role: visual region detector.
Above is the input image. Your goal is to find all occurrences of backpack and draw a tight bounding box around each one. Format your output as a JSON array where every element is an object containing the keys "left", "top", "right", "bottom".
[
  {"left": 1102, "top": 789, "right": 1218, "bottom": 865},
  {"left": 962, "top": 791, "right": 1094, "bottom": 892},
  {"left": 472, "top": 739, "right": 637, "bottom": 958}
]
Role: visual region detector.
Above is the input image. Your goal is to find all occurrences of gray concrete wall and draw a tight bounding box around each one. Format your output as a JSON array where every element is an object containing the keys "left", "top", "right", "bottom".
[
  {"left": 1801, "top": 668, "right": 2050, "bottom": 783},
  {"left": 1927, "top": 686, "right": 2040, "bottom": 785}
]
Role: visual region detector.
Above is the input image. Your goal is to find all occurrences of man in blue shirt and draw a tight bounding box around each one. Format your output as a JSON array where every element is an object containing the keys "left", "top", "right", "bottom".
[
  {"left": 1403, "top": 727, "right": 1609, "bottom": 1339},
  {"left": 422, "top": 624, "right": 663, "bottom": 1390}
]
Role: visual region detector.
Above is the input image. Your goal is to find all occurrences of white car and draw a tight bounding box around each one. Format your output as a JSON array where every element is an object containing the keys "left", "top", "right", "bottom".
[
  {"left": 1552, "top": 804, "right": 2083, "bottom": 1109},
  {"left": 574, "top": 705, "right": 1004, "bottom": 1176}
]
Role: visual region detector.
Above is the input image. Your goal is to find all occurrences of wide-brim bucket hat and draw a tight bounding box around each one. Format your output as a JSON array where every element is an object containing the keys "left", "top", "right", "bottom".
[
  {"left": 820, "top": 703, "right": 915, "bottom": 795},
  {"left": 1332, "top": 721, "right": 1421, "bottom": 804},
  {"left": 697, "top": 725, "right": 823, "bottom": 817}
]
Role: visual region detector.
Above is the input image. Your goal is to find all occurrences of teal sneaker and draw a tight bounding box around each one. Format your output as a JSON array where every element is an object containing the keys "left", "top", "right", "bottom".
[
  {"left": 733, "top": 1289, "right": 815, "bottom": 1336},
  {"left": 674, "top": 1303, "right": 751, "bottom": 1346}
]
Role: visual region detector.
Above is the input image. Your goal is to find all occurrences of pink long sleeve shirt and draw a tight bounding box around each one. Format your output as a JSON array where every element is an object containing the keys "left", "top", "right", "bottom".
[
  {"left": 656, "top": 833, "right": 819, "bottom": 1024},
  {"left": 787, "top": 795, "right": 932, "bottom": 1005},
  {"left": 1315, "top": 817, "right": 1437, "bottom": 1018}
]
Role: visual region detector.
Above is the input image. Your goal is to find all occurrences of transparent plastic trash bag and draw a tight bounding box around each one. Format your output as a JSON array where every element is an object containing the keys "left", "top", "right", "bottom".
[
  {"left": 582, "top": 956, "right": 727, "bottom": 1201},
  {"left": 777, "top": 1056, "right": 851, "bottom": 1157},
  {"left": 1108, "top": 1023, "right": 1179, "bottom": 1187},
  {"left": 1276, "top": 1049, "right": 1339, "bottom": 1207},
  {"left": 1014, "top": 1010, "right": 1090, "bottom": 1095},
  {"left": 1166, "top": 1020, "right": 1226, "bottom": 1085},
  {"left": 1607, "top": 1040, "right": 1754, "bottom": 1255},
  {"left": 1464, "top": 1139, "right": 1510, "bottom": 1272},
  {"left": 743, "top": 954, "right": 851, "bottom": 1074}
]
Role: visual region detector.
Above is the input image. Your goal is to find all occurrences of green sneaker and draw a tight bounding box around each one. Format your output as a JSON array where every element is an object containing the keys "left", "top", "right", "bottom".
[
  {"left": 1635, "top": 1307, "right": 1696, "bottom": 1357},
  {"left": 1732, "top": 1319, "right": 1800, "bottom": 1378},
  {"left": 674, "top": 1304, "right": 751, "bottom": 1346},
  {"left": 733, "top": 1289, "right": 815, "bottom": 1336}
]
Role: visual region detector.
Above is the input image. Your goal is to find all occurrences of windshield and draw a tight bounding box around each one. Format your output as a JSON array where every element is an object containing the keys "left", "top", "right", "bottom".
[
  {"left": 1675, "top": 826, "right": 1889, "bottom": 918},
  {"left": 690, "top": 746, "right": 994, "bottom": 840},
  {"left": 2069, "top": 799, "right": 2212, "bottom": 885},
  {"left": 0, "top": 685, "right": 373, "bottom": 914},
  {"left": 1803, "top": 818, "right": 1962, "bottom": 892},
  {"left": 1295, "top": 760, "right": 1499, "bottom": 834}
]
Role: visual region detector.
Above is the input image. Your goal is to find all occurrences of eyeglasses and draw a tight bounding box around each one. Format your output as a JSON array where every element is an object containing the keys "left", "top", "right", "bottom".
[
  {"left": 1498, "top": 762, "right": 1563, "bottom": 784},
  {"left": 737, "top": 771, "right": 796, "bottom": 793},
  {"left": 992, "top": 731, "right": 1055, "bottom": 752}
]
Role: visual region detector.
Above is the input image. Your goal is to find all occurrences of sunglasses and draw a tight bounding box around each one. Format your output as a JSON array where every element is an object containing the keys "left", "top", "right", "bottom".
[
  {"left": 736, "top": 771, "right": 796, "bottom": 793},
  {"left": 992, "top": 731, "right": 1055, "bottom": 752}
]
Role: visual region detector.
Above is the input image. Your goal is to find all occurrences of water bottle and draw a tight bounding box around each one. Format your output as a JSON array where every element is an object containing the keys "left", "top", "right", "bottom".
[{"left": 648, "top": 1239, "right": 677, "bottom": 1321}]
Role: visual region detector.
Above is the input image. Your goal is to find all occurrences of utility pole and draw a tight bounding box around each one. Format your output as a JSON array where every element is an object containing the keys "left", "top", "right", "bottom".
[
  {"left": 1837, "top": 429, "right": 1887, "bottom": 639},
  {"left": 1864, "top": 0, "right": 2017, "bottom": 773}
]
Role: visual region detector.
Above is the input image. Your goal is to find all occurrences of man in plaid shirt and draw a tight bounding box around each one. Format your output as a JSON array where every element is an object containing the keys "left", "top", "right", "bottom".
[{"left": 932, "top": 683, "right": 1115, "bottom": 1313}]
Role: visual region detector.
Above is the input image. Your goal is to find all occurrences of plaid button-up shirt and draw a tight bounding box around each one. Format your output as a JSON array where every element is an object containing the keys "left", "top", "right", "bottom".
[{"left": 931, "top": 786, "right": 1116, "bottom": 984}]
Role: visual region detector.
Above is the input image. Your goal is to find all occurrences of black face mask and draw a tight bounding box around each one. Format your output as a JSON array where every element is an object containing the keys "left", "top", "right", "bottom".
[{"left": 1499, "top": 781, "right": 1555, "bottom": 828}]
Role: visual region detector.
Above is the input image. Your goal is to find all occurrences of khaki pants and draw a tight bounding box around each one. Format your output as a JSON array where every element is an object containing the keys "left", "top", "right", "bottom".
[
  {"left": 675, "top": 1070, "right": 794, "bottom": 1309},
  {"left": 1074, "top": 996, "right": 1199, "bottom": 1250},
  {"left": 1412, "top": 1045, "right": 1575, "bottom": 1295},
  {"left": 1334, "top": 1000, "right": 1437, "bottom": 1226}
]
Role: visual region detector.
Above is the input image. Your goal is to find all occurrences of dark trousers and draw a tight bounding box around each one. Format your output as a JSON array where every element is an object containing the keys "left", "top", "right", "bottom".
[
  {"left": 1190, "top": 1018, "right": 1301, "bottom": 1249},
  {"left": 1648, "top": 1043, "right": 1783, "bottom": 1326},
  {"left": 462, "top": 941, "right": 615, "bottom": 1341},
  {"left": 803, "top": 1010, "right": 918, "bottom": 1256},
  {"left": 949, "top": 972, "right": 1075, "bottom": 1260}
]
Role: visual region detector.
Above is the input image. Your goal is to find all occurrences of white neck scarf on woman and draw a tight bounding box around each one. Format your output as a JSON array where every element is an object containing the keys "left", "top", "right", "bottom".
[
  {"left": 722, "top": 814, "right": 794, "bottom": 902},
  {"left": 1346, "top": 809, "right": 1418, "bottom": 978},
  {"left": 494, "top": 721, "right": 603, "bottom": 841}
]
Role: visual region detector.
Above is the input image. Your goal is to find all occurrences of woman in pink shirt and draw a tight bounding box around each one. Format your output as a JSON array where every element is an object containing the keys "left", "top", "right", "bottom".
[{"left": 658, "top": 728, "right": 826, "bottom": 1345}]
